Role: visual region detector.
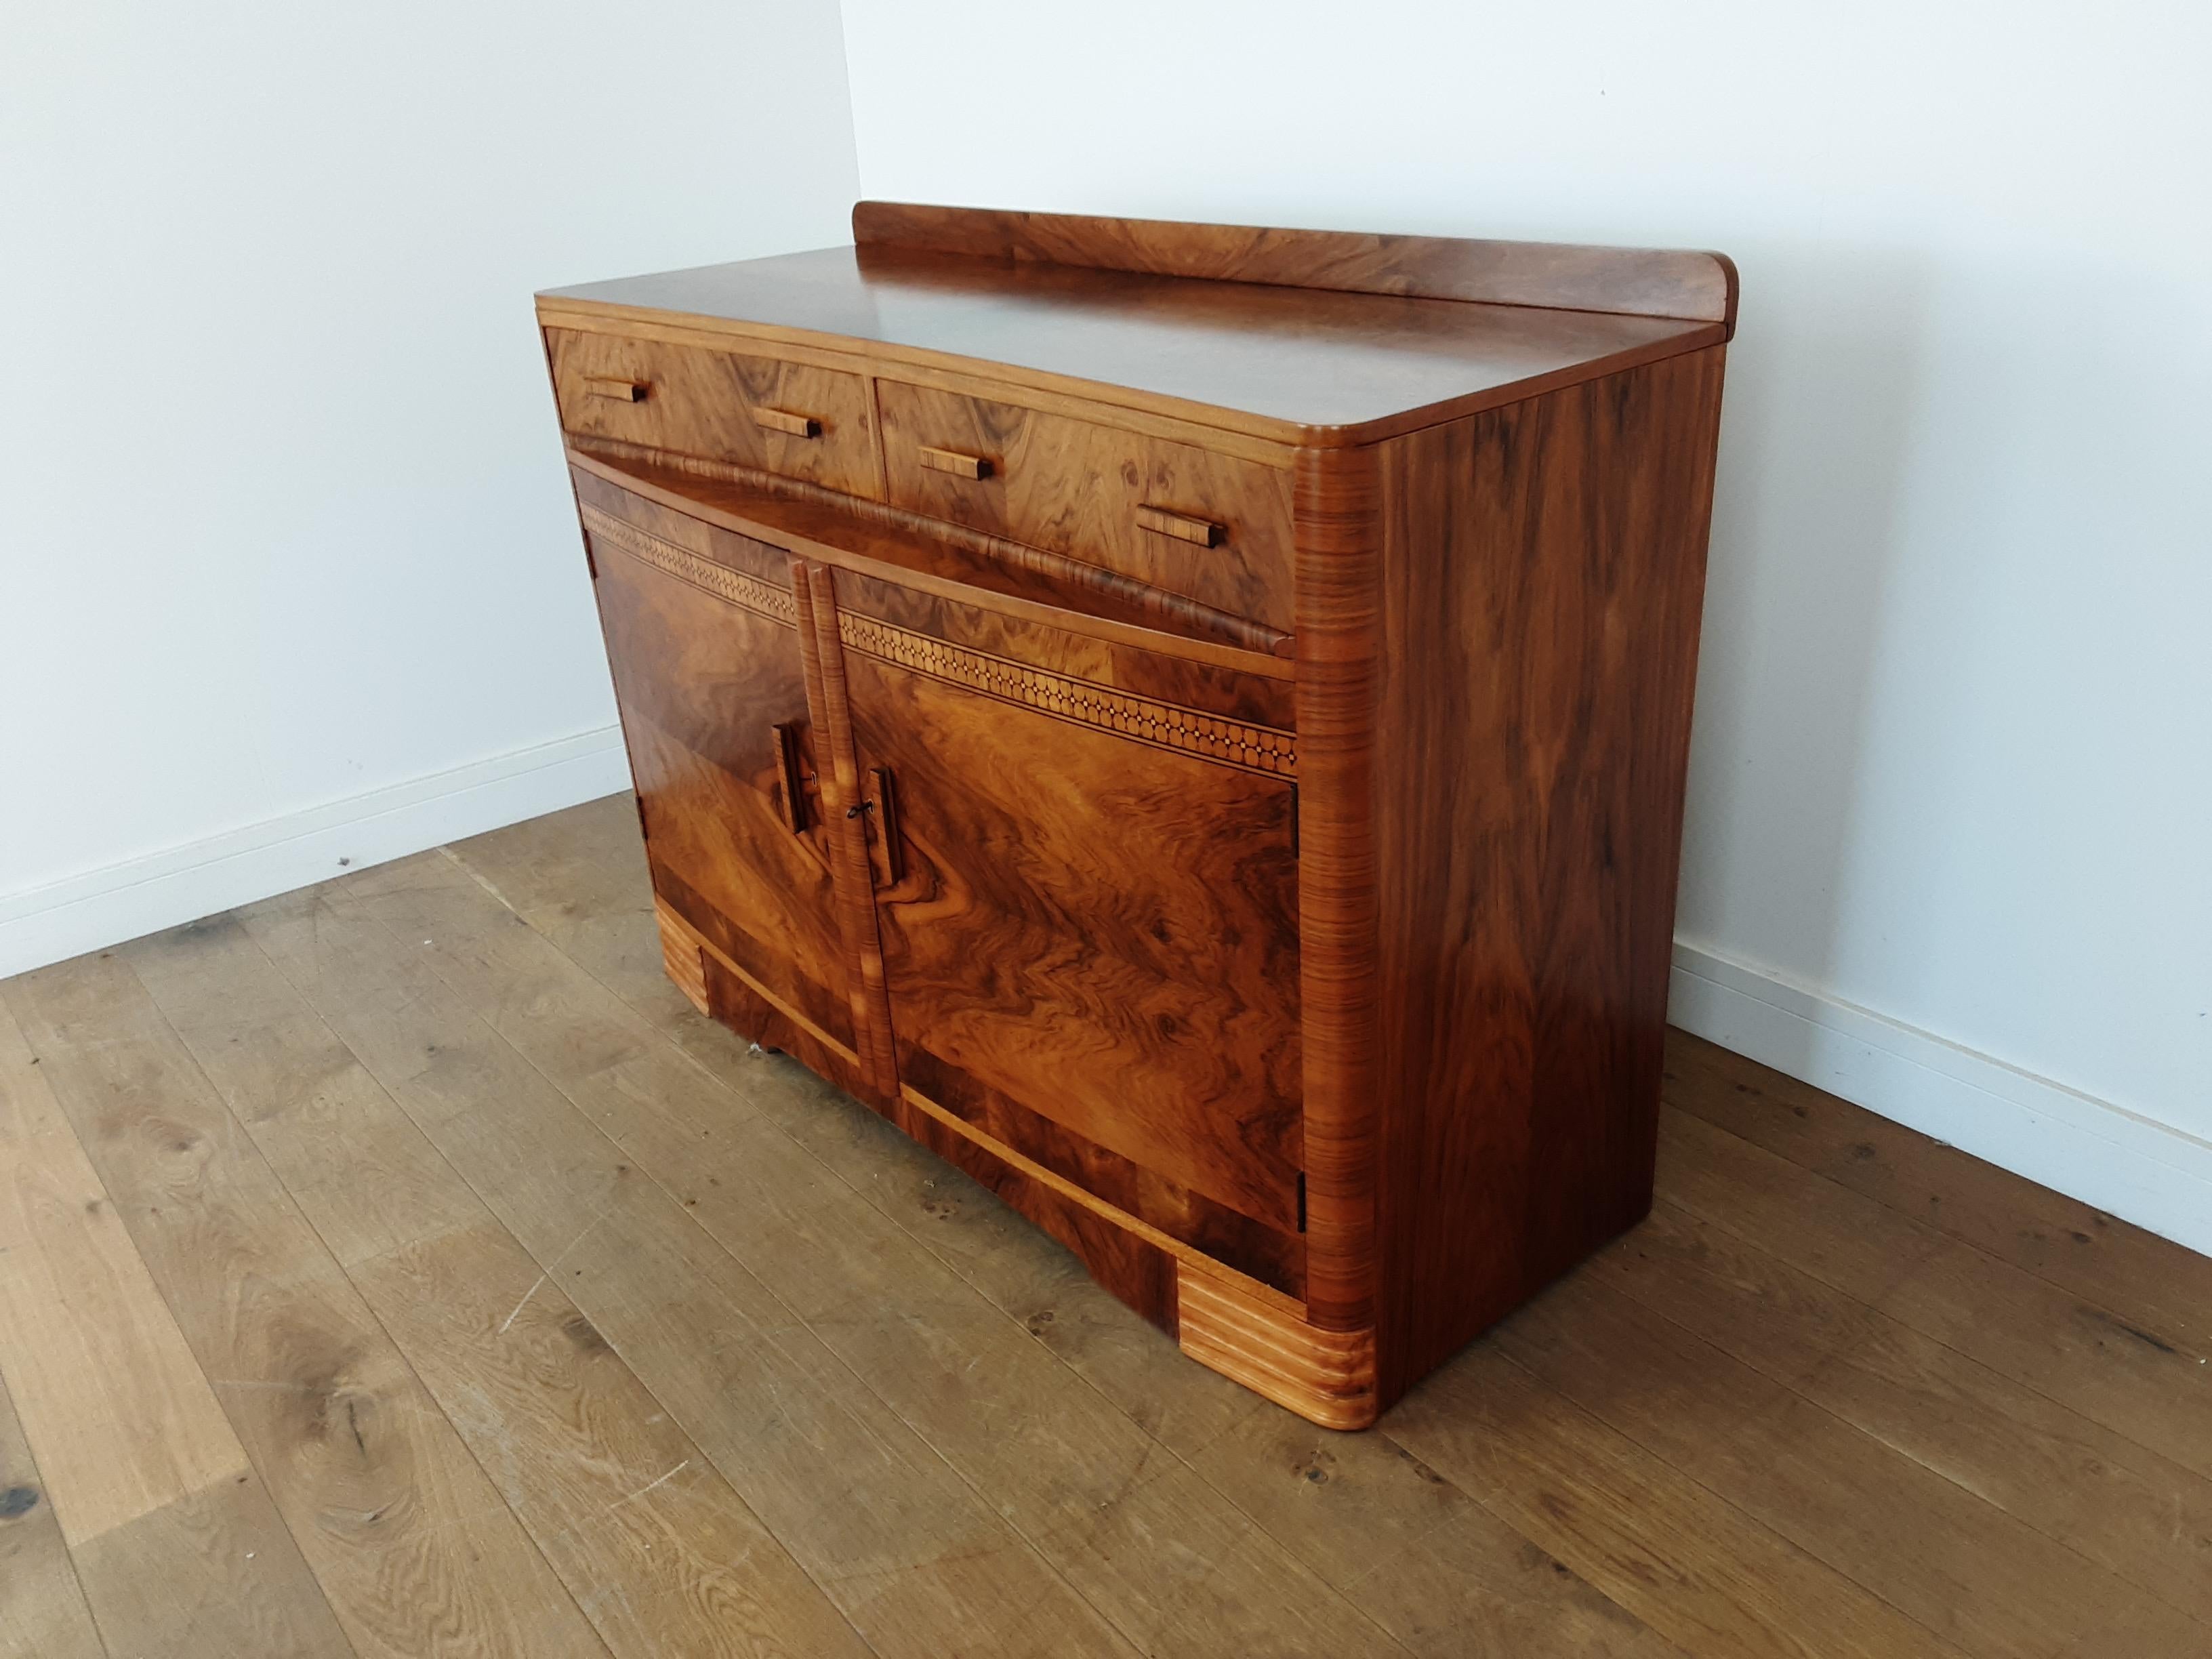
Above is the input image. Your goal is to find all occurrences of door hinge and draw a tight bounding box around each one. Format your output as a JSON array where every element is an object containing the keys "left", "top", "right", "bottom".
[{"left": 1296, "top": 1172, "right": 1307, "bottom": 1233}]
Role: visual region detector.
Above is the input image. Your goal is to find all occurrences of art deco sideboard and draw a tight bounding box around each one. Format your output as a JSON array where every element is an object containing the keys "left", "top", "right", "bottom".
[{"left": 536, "top": 203, "right": 1734, "bottom": 1428}]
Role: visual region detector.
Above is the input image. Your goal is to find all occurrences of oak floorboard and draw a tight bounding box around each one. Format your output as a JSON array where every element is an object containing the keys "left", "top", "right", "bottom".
[
  {"left": 344, "top": 846, "right": 1406, "bottom": 1659},
  {"left": 122, "top": 915, "right": 875, "bottom": 1659},
  {"left": 5, "top": 954, "right": 607, "bottom": 1659},
  {"left": 0, "top": 991, "right": 353, "bottom": 1658},
  {"left": 1664, "top": 1029, "right": 2212, "bottom": 1351},
  {"left": 1494, "top": 1269, "right": 2209, "bottom": 1657},
  {"left": 1597, "top": 1196, "right": 2212, "bottom": 1629},
  {"left": 1389, "top": 1340, "right": 1965, "bottom": 1659},
  {"left": 0, "top": 1364, "right": 105, "bottom": 1659},
  {"left": 1654, "top": 1099, "right": 2212, "bottom": 1480},
  {"left": 236, "top": 879, "right": 1139, "bottom": 1659},
  {"left": 443, "top": 798, "right": 1702, "bottom": 1656}
]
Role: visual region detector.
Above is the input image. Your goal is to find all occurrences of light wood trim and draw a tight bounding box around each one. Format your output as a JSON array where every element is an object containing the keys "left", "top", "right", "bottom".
[
  {"left": 855, "top": 200, "right": 1740, "bottom": 333},
  {"left": 655, "top": 898, "right": 711, "bottom": 1015},
  {"left": 753, "top": 406, "right": 821, "bottom": 438},
  {"left": 1134, "top": 504, "right": 1223, "bottom": 548},
  {"left": 916, "top": 445, "right": 991, "bottom": 480},
  {"left": 583, "top": 374, "right": 649, "bottom": 403},
  {"left": 1291, "top": 444, "right": 1382, "bottom": 1335},
  {"left": 567, "top": 447, "right": 1297, "bottom": 680},
  {"left": 1176, "top": 1268, "right": 1378, "bottom": 1431}
]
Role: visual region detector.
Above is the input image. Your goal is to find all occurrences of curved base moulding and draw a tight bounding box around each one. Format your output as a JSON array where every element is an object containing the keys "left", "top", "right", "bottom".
[{"left": 1176, "top": 1269, "right": 1378, "bottom": 1430}]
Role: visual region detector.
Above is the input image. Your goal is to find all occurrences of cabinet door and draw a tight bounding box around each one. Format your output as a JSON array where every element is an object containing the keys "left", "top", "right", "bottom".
[
  {"left": 579, "top": 491, "right": 855, "bottom": 1060},
  {"left": 842, "top": 635, "right": 1305, "bottom": 1237}
]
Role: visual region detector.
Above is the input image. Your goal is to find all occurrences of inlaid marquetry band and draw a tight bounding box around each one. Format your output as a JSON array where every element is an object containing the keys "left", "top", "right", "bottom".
[
  {"left": 581, "top": 504, "right": 1295, "bottom": 777},
  {"left": 581, "top": 505, "right": 796, "bottom": 627},
  {"left": 836, "top": 613, "right": 1295, "bottom": 777}
]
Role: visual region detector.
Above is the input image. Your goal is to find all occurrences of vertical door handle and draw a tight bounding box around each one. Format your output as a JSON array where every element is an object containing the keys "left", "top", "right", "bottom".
[
  {"left": 865, "top": 766, "right": 903, "bottom": 888},
  {"left": 771, "top": 721, "right": 809, "bottom": 834}
]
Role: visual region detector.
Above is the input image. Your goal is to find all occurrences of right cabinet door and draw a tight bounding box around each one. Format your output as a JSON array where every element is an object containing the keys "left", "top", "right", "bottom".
[{"left": 842, "top": 640, "right": 1306, "bottom": 1240}]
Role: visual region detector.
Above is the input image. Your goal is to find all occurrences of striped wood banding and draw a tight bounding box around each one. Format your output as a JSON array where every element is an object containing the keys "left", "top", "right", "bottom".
[
  {"left": 1292, "top": 445, "right": 1381, "bottom": 1334},
  {"left": 1176, "top": 1268, "right": 1378, "bottom": 1431}
]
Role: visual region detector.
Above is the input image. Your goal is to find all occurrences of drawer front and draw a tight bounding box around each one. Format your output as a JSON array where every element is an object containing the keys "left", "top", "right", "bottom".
[
  {"left": 548, "top": 327, "right": 879, "bottom": 498},
  {"left": 876, "top": 380, "right": 1295, "bottom": 633}
]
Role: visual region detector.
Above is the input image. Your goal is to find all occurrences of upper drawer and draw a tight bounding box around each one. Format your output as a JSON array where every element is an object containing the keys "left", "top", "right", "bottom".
[
  {"left": 546, "top": 329, "right": 879, "bottom": 499},
  {"left": 876, "top": 381, "right": 1294, "bottom": 634}
]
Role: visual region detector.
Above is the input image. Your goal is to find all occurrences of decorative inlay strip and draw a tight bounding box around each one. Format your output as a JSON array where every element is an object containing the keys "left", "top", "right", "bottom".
[
  {"left": 837, "top": 612, "right": 1297, "bottom": 777},
  {"left": 580, "top": 506, "right": 795, "bottom": 628},
  {"left": 578, "top": 504, "right": 1295, "bottom": 776}
]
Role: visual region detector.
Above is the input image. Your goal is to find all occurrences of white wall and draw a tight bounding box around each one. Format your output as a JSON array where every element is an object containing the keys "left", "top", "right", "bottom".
[
  {"left": 840, "top": 0, "right": 2212, "bottom": 1247},
  {"left": 0, "top": 0, "right": 859, "bottom": 972}
]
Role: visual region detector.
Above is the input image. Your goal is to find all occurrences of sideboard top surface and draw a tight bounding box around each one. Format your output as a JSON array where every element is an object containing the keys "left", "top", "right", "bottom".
[{"left": 540, "top": 238, "right": 1725, "bottom": 445}]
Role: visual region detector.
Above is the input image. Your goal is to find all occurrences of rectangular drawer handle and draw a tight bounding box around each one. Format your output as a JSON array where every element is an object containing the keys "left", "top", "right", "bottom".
[
  {"left": 754, "top": 407, "right": 821, "bottom": 439},
  {"left": 918, "top": 445, "right": 992, "bottom": 480},
  {"left": 583, "top": 375, "right": 648, "bottom": 403},
  {"left": 1135, "top": 505, "right": 1223, "bottom": 548}
]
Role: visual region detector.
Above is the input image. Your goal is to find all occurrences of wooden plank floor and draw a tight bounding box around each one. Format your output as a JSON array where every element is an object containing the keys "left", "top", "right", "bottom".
[{"left": 3, "top": 794, "right": 2205, "bottom": 1658}]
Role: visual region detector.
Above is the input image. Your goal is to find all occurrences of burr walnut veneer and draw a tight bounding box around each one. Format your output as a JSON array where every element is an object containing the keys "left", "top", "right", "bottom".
[{"left": 537, "top": 204, "right": 1735, "bottom": 1428}]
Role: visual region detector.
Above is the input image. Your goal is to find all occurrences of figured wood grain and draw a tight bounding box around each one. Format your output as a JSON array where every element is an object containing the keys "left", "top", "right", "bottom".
[
  {"left": 1368, "top": 346, "right": 1727, "bottom": 1402},
  {"left": 853, "top": 201, "right": 1740, "bottom": 331},
  {"left": 0, "top": 991, "right": 354, "bottom": 1659},
  {"left": 547, "top": 327, "right": 878, "bottom": 497},
  {"left": 121, "top": 912, "right": 873, "bottom": 1659},
  {"left": 878, "top": 379, "right": 1296, "bottom": 633},
  {"left": 573, "top": 445, "right": 1293, "bottom": 663},
  {"left": 540, "top": 307, "right": 1303, "bottom": 465},
  {"left": 542, "top": 244, "right": 1727, "bottom": 446},
  {"left": 8, "top": 953, "right": 610, "bottom": 1659},
  {"left": 848, "top": 644, "right": 1304, "bottom": 1233},
  {"left": 1291, "top": 443, "right": 1382, "bottom": 1339},
  {"left": 588, "top": 517, "right": 852, "bottom": 1049}
]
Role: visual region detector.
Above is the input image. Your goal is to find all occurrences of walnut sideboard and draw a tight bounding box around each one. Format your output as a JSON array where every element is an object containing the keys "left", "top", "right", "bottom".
[{"left": 536, "top": 203, "right": 1734, "bottom": 1429}]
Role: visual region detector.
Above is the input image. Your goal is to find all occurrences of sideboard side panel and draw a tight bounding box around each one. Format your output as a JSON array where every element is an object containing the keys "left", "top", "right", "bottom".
[
  {"left": 1292, "top": 445, "right": 1385, "bottom": 1336},
  {"left": 1371, "top": 345, "right": 1727, "bottom": 1401}
]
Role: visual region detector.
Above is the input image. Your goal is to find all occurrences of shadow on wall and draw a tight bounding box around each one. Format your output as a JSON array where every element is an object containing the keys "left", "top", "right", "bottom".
[{"left": 1675, "top": 243, "right": 1929, "bottom": 1017}]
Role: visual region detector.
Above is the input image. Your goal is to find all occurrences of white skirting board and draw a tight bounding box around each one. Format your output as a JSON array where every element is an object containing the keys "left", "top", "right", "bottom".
[
  {"left": 1670, "top": 940, "right": 2212, "bottom": 1258},
  {"left": 0, "top": 726, "right": 633, "bottom": 981}
]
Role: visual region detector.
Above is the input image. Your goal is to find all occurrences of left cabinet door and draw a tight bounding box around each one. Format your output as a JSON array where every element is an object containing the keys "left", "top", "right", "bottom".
[{"left": 575, "top": 474, "right": 857, "bottom": 1061}]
